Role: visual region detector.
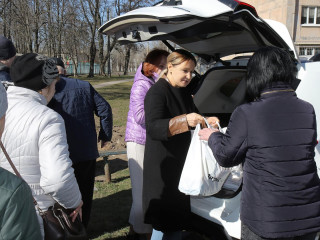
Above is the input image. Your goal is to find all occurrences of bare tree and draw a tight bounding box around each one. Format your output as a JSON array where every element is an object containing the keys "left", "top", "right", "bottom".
[
  {"left": 0, "top": 0, "right": 159, "bottom": 76},
  {"left": 11, "top": 0, "right": 34, "bottom": 52},
  {"left": 33, "top": 0, "right": 41, "bottom": 53},
  {"left": 3, "top": 0, "right": 46, "bottom": 53},
  {"left": 55, "top": 0, "right": 66, "bottom": 57},
  {"left": 80, "top": 0, "right": 101, "bottom": 77},
  {"left": 44, "top": 0, "right": 54, "bottom": 55},
  {"left": 0, "top": 0, "right": 13, "bottom": 38},
  {"left": 42, "top": 0, "right": 68, "bottom": 57},
  {"left": 97, "top": 5, "right": 117, "bottom": 76},
  {"left": 64, "top": 6, "right": 90, "bottom": 76}
]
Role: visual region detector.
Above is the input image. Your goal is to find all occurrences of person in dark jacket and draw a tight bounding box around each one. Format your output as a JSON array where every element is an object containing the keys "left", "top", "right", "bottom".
[
  {"left": 125, "top": 49, "right": 169, "bottom": 240},
  {"left": 143, "top": 49, "right": 218, "bottom": 240},
  {"left": 199, "top": 46, "right": 320, "bottom": 240},
  {"left": 48, "top": 58, "right": 113, "bottom": 227},
  {"left": 0, "top": 35, "right": 16, "bottom": 88},
  {"left": 0, "top": 81, "right": 42, "bottom": 240}
]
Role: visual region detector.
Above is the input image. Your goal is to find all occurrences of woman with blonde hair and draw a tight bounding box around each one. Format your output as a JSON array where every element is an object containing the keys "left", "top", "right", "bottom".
[{"left": 143, "top": 49, "right": 218, "bottom": 240}]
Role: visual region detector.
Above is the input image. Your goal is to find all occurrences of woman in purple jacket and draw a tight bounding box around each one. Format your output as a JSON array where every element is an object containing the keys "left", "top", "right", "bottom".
[{"left": 125, "top": 49, "right": 169, "bottom": 240}]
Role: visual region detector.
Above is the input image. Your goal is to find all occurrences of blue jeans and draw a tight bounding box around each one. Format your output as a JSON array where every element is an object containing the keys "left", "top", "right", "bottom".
[{"left": 151, "top": 229, "right": 182, "bottom": 240}]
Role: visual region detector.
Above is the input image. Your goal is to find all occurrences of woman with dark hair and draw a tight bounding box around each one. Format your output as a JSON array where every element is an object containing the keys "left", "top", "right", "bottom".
[
  {"left": 199, "top": 46, "right": 320, "bottom": 240},
  {"left": 246, "top": 46, "right": 298, "bottom": 100},
  {"left": 143, "top": 49, "right": 218, "bottom": 240},
  {"left": 125, "top": 48, "right": 169, "bottom": 240}
]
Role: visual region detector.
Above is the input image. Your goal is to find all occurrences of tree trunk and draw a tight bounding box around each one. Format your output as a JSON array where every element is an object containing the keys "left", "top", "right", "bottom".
[
  {"left": 100, "top": 37, "right": 116, "bottom": 77},
  {"left": 98, "top": 33, "right": 105, "bottom": 75},
  {"left": 123, "top": 46, "right": 131, "bottom": 75},
  {"left": 56, "top": 0, "right": 65, "bottom": 58},
  {"left": 28, "top": 37, "right": 33, "bottom": 52},
  {"left": 70, "top": 55, "right": 78, "bottom": 76},
  {"left": 74, "top": 60, "right": 78, "bottom": 76},
  {"left": 88, "top": 42, "right": 96, "bottom": 77},
  {"left": 80, "top": 0, "right": 100, "bottom": 78},
  {"left": 34, "top": 0, "right": 40, "bottom": 53}
]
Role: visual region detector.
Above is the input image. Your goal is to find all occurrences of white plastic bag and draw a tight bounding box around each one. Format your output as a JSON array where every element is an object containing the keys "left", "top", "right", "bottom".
[{"left": 179, "top": 123, "right": 231, "bottom": 196}]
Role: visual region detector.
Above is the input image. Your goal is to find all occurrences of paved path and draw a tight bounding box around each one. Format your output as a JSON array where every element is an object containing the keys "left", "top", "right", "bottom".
[{"left": 93, "top": 78, "right": 133, "bottom": 89}]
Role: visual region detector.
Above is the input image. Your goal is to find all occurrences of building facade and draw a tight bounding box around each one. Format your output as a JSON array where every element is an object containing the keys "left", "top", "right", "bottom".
[{"left": 245, "top": 0, "right": 320, "bottom": 58}]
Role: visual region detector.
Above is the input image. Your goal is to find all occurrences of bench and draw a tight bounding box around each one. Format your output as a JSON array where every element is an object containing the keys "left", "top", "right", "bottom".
[{"left": 99, "top": 150, "right": 127, "bottom": 183}]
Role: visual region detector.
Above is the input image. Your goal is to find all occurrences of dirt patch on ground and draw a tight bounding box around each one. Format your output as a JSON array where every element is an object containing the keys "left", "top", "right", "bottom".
[
  {"left": 95, "top": 126, "right": 128, "bottom": 181},
  {"left": 99, "top": 126, "right": 127, "bottom": 152}
]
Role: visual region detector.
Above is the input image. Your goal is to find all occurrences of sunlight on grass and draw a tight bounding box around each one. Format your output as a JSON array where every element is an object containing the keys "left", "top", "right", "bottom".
[
  {"left": 88, "top": 168, "right": 132, "bottom": 240},
  {"left": 92, "top": 227, "right": 130, "bottom": 240},
  {"left": 78, "top": 75, "right": 134, "bottom": 86}
]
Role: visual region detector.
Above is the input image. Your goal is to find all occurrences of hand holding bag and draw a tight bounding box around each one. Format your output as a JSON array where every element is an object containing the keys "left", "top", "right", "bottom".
[
  {"left": 178, "top": 122, "right": 231, "bottom": 196},
  {"left": 40, "top": 203, "right": 88, "bottom": 240},
  {"left": 178, "top": 119, "right": 242, "bottom": 196},
  {"left": 0, "top": 141, "right": 88, "bottom": 240}
]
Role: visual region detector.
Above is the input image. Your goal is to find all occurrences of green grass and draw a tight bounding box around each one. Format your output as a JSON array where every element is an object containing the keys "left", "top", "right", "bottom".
[
  {"left": 77, "top": 75, "right": 134, "bottom": 87},
  {"left": 96, "top": 82, "right": 133, "bottom": 127},
  {"left": 87, "top": 168, "right": 132, "bottom": 240}
]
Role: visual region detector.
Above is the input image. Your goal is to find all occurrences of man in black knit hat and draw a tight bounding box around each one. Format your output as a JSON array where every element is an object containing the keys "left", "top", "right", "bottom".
[{"left": 0, "top": 36, "right": 16, "bottom": 87}]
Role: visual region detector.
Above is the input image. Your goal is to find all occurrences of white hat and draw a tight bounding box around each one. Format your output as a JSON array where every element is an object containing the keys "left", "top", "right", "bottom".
[{"left": 0, "top": 83, "right": 7, "bottom": 119}]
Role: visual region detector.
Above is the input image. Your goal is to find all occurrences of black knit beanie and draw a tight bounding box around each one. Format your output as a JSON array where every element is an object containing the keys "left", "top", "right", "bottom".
[
  {"left": 52, "top": 57, "right": 65, "bottom": 69},
  {"left": 10, "top": 53, "right": 59, "bottom": 91},
  {"left": 0, "top": 36, "right": 16, "bottom": 60}
]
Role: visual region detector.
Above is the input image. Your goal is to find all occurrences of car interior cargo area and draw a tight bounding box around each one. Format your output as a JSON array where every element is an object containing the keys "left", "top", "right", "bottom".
[{"left": 194, "top": 67, "right": 247, "bottom": 127}]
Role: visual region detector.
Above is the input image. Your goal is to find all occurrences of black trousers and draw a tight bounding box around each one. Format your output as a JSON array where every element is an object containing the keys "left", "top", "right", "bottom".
[
  {"left": 241, "top": 224, "right": 319, "bottom": 240},
  {"left": 72, "top": 159, "right": 96, "bottom": 228}
]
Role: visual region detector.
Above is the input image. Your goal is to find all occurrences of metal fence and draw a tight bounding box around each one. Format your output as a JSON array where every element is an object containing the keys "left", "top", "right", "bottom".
[
  {"left": 64, "top": 62, "right": 101, "bottom": 75},
  {"left": 63, "top": 61, "right": 138, "bottom": 75}
]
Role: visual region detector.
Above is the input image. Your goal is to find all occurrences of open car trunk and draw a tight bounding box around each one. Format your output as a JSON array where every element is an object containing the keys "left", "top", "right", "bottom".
[
  {"left": 193, "top": 66, "right": 247, "bottom": 126},
  {"left": 98, "top": 1, "right": 312, "bottom": 239},
  {"left": 99, "top": 1, "right": 296, "bottom": 60}
]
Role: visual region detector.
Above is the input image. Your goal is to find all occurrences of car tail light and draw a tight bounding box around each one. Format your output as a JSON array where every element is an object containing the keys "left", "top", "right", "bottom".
[
  {"left": 218, "top": 0, "right": 258, "bottom": 17},
  {"left": 234, "top": 0, "right": 254, "bottom": 8},
  {"left": 234, "top": 0, "right": 258, "bottom": 17}
]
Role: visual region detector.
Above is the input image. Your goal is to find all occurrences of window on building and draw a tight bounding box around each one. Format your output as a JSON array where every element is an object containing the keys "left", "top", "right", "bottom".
[
  {"left": 299, "top": 47, "right": 304, "bottom": 56},
  {"left": 307, "top": 47, "right": 313, "bottom": 55},
  {"left": 299, "top": 47, "right": 320, "bottom": 56},
  {"left": 301, "top": 6, "right": 320, "bottom": 25}
]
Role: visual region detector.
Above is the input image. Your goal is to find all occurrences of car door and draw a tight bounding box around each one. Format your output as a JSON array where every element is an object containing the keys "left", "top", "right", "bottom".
[{"left": 296, "top": 62, "right": 320, "bottom": 176}]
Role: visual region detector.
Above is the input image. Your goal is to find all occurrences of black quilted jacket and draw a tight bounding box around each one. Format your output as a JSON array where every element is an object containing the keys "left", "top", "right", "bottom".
[{"left": 208, "top": 83, "right": 320, "bottom": 238}]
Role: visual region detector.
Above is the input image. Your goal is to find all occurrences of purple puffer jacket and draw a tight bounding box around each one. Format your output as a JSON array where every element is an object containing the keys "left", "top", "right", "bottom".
[{"left": 125, "top": 63, "right": 158, "bottom": 145}]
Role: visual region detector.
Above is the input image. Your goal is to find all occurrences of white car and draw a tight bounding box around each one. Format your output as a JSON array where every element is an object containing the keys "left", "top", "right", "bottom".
[{"left": 99, "top": 0, "right": 320, "bottom": 239}]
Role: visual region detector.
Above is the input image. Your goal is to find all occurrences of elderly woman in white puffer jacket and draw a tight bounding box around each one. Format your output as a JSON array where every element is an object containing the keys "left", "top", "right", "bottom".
[{"left": 0, "top": 53, "right": 83, "bottom": 238}]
